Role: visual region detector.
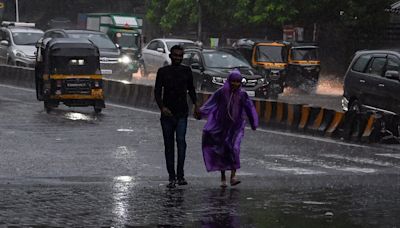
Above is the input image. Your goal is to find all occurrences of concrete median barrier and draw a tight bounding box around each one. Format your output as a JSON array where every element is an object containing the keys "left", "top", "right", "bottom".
[{"left": 1, "top": 64, "right": 398, "bottom": 144}]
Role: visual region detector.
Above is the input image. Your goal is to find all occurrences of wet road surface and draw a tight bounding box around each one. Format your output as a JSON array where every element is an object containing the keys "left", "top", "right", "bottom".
[{"left": 0, "top": 84, "right": 399, "bottom": 227}]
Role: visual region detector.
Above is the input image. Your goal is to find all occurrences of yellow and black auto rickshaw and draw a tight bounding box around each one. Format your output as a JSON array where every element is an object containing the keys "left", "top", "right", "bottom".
[
  {"left": 287, "top": 43, "right": 320, "bottom": 91},
  {"left": 35, "top": 38, "right": 105, "bottom": 113},
  {"left": 233, "top": 39, "right": 289, "bottom": 98}
]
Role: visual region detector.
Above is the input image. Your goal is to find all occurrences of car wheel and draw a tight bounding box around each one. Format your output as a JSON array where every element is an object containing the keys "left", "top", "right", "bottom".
[{"left": 349, "top": 99, "right": 362, "bottom": 113}]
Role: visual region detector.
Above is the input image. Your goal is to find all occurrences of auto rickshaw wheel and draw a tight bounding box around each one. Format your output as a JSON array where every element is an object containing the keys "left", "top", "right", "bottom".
[
  {"left": 94, "top": 107, "right": 102, "bottom": 114},
  {"left": 44, "top": 101, "right": 51, "bottom": 113}
]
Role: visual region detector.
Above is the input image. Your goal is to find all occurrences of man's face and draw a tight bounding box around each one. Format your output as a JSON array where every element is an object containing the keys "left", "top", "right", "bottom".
[{"left": 170, "top": 49, "right": 184, "bottom": 65}]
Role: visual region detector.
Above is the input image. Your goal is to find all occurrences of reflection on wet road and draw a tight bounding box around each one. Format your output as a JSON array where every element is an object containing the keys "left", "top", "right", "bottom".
[{"left": 0, "top": 176, "right": 399, "bottom": 227}]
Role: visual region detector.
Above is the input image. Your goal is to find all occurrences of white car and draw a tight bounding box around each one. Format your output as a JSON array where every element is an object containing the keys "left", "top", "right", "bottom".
[{"left": 140, "top": 38, "right": 195, "bottom": 76}]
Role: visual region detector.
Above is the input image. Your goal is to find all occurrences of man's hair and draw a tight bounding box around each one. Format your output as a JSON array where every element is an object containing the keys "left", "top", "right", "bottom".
[{"left": 170, "top": 45, "right": 184, "bottom": 53}]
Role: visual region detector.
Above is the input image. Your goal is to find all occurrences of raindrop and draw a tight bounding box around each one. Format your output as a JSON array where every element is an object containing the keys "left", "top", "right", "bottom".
[
  {"left": 325, "top": 211, "right": 334, "bottom": 217},
  {"left": 246, "top": 197, "right": 254, "bottom": 200}
]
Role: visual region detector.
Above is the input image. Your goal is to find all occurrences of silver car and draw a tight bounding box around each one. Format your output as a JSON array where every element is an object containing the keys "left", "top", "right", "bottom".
[
  {"left": 0, "top": 22, "right": 44, "bottom": 67},
  {"left": 140, "top": 38, "right": 195, "bottom": 76}
]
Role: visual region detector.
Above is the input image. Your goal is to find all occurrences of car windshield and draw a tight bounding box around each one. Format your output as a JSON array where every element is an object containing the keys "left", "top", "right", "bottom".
[
  {"left": 203, "top": 51, "right": 251, "bottom": 68},
  {"left": 291, "top": 48, "right": 319, "bottom": 61},
  {"left": 166, "top": 41, "right": 194, "bottom": 50},
  {"left": 12, "top": 32, "right": 43, "bottom": 45},
  {"left": 255, "top": 45, "right": 286, "bottom": 63},
  {"left": 115, "top": 32, "right": 140, "bottom": 49},
  {"left": 68, "top": 33, "right": 116, "bottom": 49}
]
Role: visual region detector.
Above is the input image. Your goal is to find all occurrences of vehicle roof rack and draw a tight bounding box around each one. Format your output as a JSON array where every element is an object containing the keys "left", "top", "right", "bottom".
[{"left": 1, "top": 21, "right": 36, "bottom": 28}]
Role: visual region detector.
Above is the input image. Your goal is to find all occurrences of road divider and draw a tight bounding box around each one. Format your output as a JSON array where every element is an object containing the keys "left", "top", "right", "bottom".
[{"left": 0, "top": 64, "right": 398, "bottom": 144}]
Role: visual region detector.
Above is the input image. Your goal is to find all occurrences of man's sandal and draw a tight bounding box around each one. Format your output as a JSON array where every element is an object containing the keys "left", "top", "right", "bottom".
[{"left": 230, "top": 178, "right": 241, "bottom": 186}]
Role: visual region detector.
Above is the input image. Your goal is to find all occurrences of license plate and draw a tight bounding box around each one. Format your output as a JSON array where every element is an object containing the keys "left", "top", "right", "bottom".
[
  {"left": 246, "top": 91, "right": 255, "bottom": 97},
  {"left": 101, "top": 69, "right": 113, "bottom": 75},
  {"left": 67, "top": 83, "right": 87, "bottom": 87}
]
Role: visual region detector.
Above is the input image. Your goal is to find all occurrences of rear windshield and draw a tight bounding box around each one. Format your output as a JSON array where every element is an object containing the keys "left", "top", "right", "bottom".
[
  {"left": 51, "top": 56, "right": 99, "bottom": 74},
  {"left": 255, "top": 45, "right": 286, "bottom": 63},
  {"left": 291, "top": 48, "right": 319, "bottom": 61},
  {"left": 166, "top": 41, "right": 194, "bottom": 50},
  {"left": 68, "top": 33, "right": 116, "bottom": 49},
  {"left": 12, "top": 32, "right": 43, "bottom": 45}
]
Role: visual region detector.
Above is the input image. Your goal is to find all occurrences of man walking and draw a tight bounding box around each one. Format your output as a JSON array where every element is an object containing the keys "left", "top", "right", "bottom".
[{"left": 154, "top": 45, "right": 199, "bottom": 188}]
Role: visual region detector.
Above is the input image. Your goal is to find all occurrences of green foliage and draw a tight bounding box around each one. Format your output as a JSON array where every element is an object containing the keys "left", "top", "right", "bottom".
[{"left": 145, "top": 0, "right": 392, "bottom": 40}]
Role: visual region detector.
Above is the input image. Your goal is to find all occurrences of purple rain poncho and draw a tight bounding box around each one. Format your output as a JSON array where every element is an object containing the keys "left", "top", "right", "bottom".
[{"left": 200, "top": 69, "right": 259, "bottom": 172}]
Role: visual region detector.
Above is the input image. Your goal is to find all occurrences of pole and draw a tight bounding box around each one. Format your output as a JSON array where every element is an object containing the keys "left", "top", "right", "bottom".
[
  {"left": 15, "top": 0, "right": 19, "bottom": 22},
  {"left": 197, "top": 0, "right": 202, "bottom": 42}
]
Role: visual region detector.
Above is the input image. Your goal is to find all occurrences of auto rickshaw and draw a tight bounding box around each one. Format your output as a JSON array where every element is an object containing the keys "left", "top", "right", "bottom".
[
  {"left": 287, "top": 43, "right": 320, "bottom": 91},
  {"left": 35, "top": 38, "right": 105, "bottom": 113},
  {"left": 233, "top": 39, "right": 289, "bottom": 98}
]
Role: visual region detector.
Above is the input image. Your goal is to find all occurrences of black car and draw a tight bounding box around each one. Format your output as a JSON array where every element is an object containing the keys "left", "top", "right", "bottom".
[
  {"left": 43, "top": 29, "right": 135, "bottom": 80},
  {"left": 182, "top": 47, "right": 269, "bottom": 99},
  {"left": 342, "top": 49, "right": 400, "bottom": 114}
]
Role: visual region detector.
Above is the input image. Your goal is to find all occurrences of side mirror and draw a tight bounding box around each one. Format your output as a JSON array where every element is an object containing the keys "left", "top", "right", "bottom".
[
  {"left": 0, "top": 40, "right": 9, "bottom": 46},
  {"left": 385, "top": 70, "right": 400, "bottom": 80},
  {"left": 191, "top": 63, "right": 202, "bottom": 70},
  {"left": 156, "top": 47, "right": 165, "bottom": 53}
]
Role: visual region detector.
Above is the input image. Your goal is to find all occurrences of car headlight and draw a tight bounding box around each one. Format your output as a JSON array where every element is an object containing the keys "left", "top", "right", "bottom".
[
  {"left": 118, "top": 55, "right": 132, "bottom": 64},
  {"left": 257, "top": 78, "right": 265, "bottom": 84},
  {"left": 13, "top": 50, "right": 26, "bottom": 58}
]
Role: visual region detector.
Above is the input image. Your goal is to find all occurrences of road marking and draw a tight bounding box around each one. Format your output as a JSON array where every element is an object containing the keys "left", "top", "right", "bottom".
[
  {"left": 376, "top": 153, "right": 400, "bottom": 159},
  {"left": 265, "top": 154, "right": 378, "bottom": 174},
  {"left": 245, "top": 158, "right": 325, "bottom": 175},
  {"left": 320, "top": 154, "right": 400, "bottom": 169},
  {"left": 0, "top": 83, "right": 391, "bottom": 150}
]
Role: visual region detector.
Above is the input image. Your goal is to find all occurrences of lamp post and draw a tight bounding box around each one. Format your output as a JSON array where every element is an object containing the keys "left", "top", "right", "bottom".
[
  {"left": 15, "top": 0, "right": 19, "bottom": 22},
  {"left": 197, "top": 0, "right": 202, "bottom": 41}
]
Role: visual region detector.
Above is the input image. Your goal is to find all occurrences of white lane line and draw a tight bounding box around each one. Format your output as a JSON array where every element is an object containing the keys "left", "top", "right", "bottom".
[
  {"left": 320, "top": 154, "right": 400, "bottom": 169},
  {"left": 0, "top": 83, "right": 389, "bottom": 150},
  {"left": 244, "top": 158, "right": 325, "bottom": 175},
  {"left": 255, "top": 128, "right": 369, "bottom": 149},
  {"left": 376, "top": 153, "right": 400, "bottom": 159},
  {"left": 0, "top": 84, "right": 34, "bottom": 92},
  {"left": 265, "top": 154, "right": 377, "bottom": 174}
]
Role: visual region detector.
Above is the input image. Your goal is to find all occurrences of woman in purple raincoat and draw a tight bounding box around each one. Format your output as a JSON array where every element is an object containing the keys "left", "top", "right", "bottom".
[{"left": 198, "top": 69, "right": 258, "bottom": 187}]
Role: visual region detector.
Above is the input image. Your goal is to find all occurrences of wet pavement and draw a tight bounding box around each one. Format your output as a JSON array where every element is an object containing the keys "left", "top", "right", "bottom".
[
  {"left": 0, "top": 84, "right": 400, "bottom": 227},
  {"left": 0, "top": 175, "right": 399, "bottom": 227}
]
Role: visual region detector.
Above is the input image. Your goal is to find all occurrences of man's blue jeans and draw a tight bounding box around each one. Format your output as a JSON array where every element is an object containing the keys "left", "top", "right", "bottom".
[{"left": 160, "top": 116, "right": 188, "bottom": 181}]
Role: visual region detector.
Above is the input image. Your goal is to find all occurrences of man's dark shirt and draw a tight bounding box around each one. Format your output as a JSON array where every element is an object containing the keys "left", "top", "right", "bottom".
[{"left": 154, "top": 65, "right": 197, "bottom": 118}]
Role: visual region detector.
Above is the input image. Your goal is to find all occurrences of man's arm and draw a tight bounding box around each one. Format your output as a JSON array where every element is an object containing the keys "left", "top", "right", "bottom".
[
  {"left": 187, "top": 67, "right": 197, "bottom": 105},
  {"left": 155, "top": 68, "right": 173, "bottom": 116},
  {"left": 154, "top": 69, "right": 164, "bottom": 110},
  {"left": 186, "top": 67, "right": 200, "bottom": 118}
]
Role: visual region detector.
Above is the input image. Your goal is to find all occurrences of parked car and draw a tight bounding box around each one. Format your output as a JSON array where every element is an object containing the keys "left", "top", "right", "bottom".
[
  {"left": 43, "top": 29, "right": 136, "bottom": 80},
  {"left": 182, "top": 46, "right": 269, "bottom": 98},
  {"left": 0, "top": 21, "right": 44, "bottom": 67},
  {"left": 342, "top": 49, "right": 400, "bottom": 114},
  {"left": 140, "top": 38, "right": 195, "bottom": 76}
]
